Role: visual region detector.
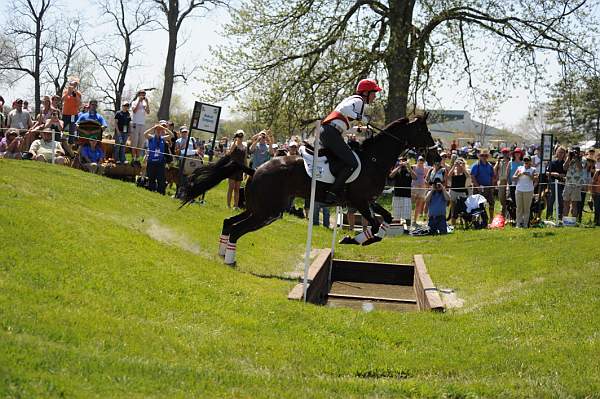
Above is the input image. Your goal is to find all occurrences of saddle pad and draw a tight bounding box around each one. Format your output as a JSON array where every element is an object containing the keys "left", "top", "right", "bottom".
[{"left": 299, "top": 145, "right": 361, "bottom": 184}]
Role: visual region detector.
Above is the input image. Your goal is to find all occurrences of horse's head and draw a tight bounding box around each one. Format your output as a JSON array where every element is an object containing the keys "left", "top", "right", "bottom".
[{"left": 407, "top": 113, "right": 440, "bottom": 165}]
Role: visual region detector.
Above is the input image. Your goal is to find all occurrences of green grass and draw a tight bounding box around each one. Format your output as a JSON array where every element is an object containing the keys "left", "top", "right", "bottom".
[{"left": 1, "top": 159, "right": 599, "bottom": 398}]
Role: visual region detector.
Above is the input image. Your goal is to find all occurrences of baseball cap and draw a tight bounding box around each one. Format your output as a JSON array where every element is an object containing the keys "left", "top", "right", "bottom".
[
  {"left": 523, "top": 155, "right": 532, "bottom": 161},
  {"left": 179, "top": 126, "right": 189, "bottom": 132},
  {"left": 288, "top": 140, "right": 298, "bottom": 147},
  {"left": 417, "top": 155, "right": 425, "bottom": 161},
  {"left": 234, "top": 129, "right": 245, "bottom": 138},
  {"left": 501, "top": 147, "right": 510, "bottom": 153}
]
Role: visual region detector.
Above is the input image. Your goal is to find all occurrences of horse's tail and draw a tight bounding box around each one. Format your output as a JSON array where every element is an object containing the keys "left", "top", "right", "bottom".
[{"left": 179, "top": 155, "right": 255, "bottom": 207}]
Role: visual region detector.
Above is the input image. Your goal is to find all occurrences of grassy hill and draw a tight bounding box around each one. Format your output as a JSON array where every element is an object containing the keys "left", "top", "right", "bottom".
[{"left": 1, "top": 159, "right": 599, "bottom": 398}]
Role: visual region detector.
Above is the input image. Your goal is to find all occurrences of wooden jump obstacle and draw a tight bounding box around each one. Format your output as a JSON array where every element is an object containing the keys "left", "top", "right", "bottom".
[{"left": 288, "top": 249, "right": 444, "bottom": 312}]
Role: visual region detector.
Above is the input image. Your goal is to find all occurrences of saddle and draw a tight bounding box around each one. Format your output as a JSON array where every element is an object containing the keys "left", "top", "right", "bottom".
[
  {"left": 301, "top": 140, "right": 332, "bottom": 158},
  {"left": 299, "top": 145, "right": 361, "bottom": 184}
]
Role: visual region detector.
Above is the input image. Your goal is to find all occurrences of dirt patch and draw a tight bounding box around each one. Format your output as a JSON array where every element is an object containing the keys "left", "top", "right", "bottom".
[{"left": 145, "top": 218, "right": 203, "bottom": 255}]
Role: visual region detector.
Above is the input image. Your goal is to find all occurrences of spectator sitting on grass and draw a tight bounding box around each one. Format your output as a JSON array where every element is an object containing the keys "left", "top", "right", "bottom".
[
  {"left": 80, "top": 139, "right": 105, "bottom": 174},
  {"left": 425, "top": 177, "right": 450, "bottom": 235},
  {"left": 0, "top": 129, "right": 23, "bottom": 159},
  {"left": 29, "top": 129, "right": 66, "bottom": 164}
]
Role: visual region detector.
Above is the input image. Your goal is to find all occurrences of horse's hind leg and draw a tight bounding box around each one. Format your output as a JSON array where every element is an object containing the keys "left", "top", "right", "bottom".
[
  {"left": 224, "top": 213, "right": 278, "bottom": 265},
  {"left": 219, "top": 210, "right": 251, "bottom": 257}
]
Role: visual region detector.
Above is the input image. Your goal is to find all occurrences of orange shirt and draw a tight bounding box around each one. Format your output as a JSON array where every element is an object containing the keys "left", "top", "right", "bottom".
[{"left": 62, "top": 90, "right": 81, "bottom": 115}]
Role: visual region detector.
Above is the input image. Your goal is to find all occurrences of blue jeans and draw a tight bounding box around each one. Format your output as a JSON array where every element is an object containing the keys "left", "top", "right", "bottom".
[
  {"left": 62, "top": 115, "right": 77, "bottom": 144},
  {"left": 547, "top": 181, "right": 564, "bottom": 219},
  {"left": 428, "top": 215, "right": 447, "bottom": 235},
  {"left": 113, "top": 133, "right": 128, "bottom": 163},
  {"left": 312, "top": 202, "right": 330, "bottom": 228}
]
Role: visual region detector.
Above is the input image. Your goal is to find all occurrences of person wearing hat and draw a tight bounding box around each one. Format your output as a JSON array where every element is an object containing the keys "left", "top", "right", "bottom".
[
  {"left": 62, "top": 80, "right": 82, "bottom": 144},
  {"left": 28, "top": 129, "right": 66, "bottom": 164},
  {"left": 7, "top": 98, "right": 33, "bottom": 130},
  {"left": 0, "top": 129, "right": 23, "bottom": 159},
  {"left": 175, "top": 126, "right": 200, "bottom": 165},
  {"left": 226, "top": 129, "right": 248, "bottom": 209},
  {"left": 76, "top": 99, "right": 108, "bottom": 128},
  {"left": 130, "top": 90, "right": 150, "bottom": 162},
  {"left": 470, "top": 148, "right": 495, "bottom": 222},
  {"left": 113, "top": 101, "right": 132, "bottom": 164},
  {"left": 143, "top": 121, "right": 174, "bottom": 195},
  {"left": 512, "top": 155, "right": 538, "bottom": 227},
  {"left": 287, "top": 139, "right": 299, "bottom": 156},
  {"left": 494, "top": 147, "right": 511, "bottom": 217},
  {"left": 319, "top": 78, "right": 382, "bottom": 204}
]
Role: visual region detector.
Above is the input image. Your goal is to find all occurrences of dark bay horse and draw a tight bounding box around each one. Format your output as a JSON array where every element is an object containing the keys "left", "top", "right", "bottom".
[{"left": 181, "top": 116, "right": 439, "bottom": 264}]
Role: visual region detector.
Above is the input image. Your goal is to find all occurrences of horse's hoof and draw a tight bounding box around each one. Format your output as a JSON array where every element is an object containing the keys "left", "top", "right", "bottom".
[
  {"left": 339, "top": 236, "right": 359, "bottom": 245},
  {"left": 362, "top": 236, "right": 382, "bottom": 246}
]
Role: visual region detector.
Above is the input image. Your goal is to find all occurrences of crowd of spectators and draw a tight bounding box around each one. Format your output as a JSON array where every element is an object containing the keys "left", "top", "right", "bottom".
[{"left": 2, "top": 91, "right": 599, "bottom": 229}]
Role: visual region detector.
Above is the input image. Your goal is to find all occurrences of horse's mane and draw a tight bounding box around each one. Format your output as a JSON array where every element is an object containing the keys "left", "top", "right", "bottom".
[{"left": 360, "top": 117, "right": 409, "bottom": 150}]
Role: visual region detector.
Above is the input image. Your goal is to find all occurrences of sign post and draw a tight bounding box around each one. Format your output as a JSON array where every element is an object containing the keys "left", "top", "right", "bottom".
[{"left": 177, "top": 101, "right": 222, "bottom": 197}]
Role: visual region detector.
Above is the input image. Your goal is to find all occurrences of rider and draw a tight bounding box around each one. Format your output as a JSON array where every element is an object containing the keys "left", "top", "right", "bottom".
[{"left": 321, "top": 78, "right": 382, "bottom": 204}]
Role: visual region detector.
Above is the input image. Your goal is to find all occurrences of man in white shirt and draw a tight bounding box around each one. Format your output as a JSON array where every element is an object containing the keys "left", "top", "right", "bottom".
[
  {"left": 320, "top": 78, "right": 381, "bottom": 204},
  {"left": 130, "top": 90, "right": 150, "bottom": 161}
]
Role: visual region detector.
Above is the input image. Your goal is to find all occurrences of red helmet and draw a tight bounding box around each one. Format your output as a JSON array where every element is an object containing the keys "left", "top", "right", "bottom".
[{"left": 356, "top": 79, "right": 382, "bottom": 93}]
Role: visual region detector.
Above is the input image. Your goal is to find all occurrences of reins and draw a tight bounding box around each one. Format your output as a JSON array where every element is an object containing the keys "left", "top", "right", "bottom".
[{"left": 366, "top": 122, "right": 437, "bottom": 162}]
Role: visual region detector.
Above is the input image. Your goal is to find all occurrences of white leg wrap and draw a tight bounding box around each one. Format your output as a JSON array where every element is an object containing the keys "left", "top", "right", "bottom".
[
  {"left": 218, "top": 234, "right": 229, "bottom": 257},
  {"left": 354, "top": 227, "right": 373, "bottom": 244},
  {"left": 375, "top": 223, "right": 389, "bottom": 239},
  {"left": 224, "top": 242, "right": 237, "bottom": 265}
]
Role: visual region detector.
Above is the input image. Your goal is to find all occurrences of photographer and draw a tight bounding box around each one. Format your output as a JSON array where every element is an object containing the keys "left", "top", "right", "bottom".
[
  {"left": 512, "top": 155, "right": 538, "bottom": 227},
  {"left": 131, "top": 90, "right": 151, "bottom": 162},
  {"left": 425, "top": 178, "right": 450, "bottom": 235},
  {"left": 249, "top": 129, "right": 274, "bottom": 168},
  {"left": 226, "top": 130, "right": 247, "bottom": 209},
  {"left": 143, "top": 121, "right": 173, "bottom": 195},
  {"left": 562, "top": 146, "right": 584, "bottom": 219},
  {"left": 389, "top": 156, "right": 414, "bottom": 225},
  {"left": 62, "top": 81, "right": 81, "bottom": 144}
]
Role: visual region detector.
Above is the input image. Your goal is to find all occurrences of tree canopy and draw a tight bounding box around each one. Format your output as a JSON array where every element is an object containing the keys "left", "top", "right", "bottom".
[{"left": 207, "top": 0, "right": 598, "bottom": 133}]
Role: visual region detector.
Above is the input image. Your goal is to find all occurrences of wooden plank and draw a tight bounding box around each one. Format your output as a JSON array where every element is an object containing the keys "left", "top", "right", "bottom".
[
  {"left": 288, "top": 248, "right": 331, "bottom": 304},
  {"left": 413, "top": 254, "right": 445, "bottom": 311},
  {"left": 332, "top": 259, "right": 414, "bottom": 285},
  {"left": 327, "top": 293, "right": 417, "bottom": 303}
]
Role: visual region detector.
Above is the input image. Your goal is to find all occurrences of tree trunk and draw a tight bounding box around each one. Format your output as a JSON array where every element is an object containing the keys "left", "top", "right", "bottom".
[
  {"left": 34, "top": 19, "right": 42, "bottom": 115},
  {"left": 384, "top": 0, "right": 416, "bottom": 123},
  {"left": 115, "top": 40, "right": 131, "bottom": 112},
  {"left": 158, "top": 28, "right": 178, "bottom": 120}
]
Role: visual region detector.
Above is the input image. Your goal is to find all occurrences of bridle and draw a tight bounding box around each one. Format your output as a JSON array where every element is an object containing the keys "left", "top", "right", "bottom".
[{"left": 367, "top": 122, "right": 437, "bottom": 160}]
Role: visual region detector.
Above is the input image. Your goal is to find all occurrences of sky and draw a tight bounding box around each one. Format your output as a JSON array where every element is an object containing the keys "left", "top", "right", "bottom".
[{"left": 0, "top": 0, "right": 573, "bottom": 131}]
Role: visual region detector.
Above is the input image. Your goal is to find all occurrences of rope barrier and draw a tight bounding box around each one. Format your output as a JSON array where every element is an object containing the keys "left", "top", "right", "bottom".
[{"left": 1, "top": 126, "right": 206, "bottom": 164}]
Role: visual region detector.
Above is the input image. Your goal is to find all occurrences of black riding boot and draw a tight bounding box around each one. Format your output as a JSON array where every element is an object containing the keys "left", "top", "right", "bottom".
[{"left": 324, "top": 166, "right": 354, "bottom": 204}]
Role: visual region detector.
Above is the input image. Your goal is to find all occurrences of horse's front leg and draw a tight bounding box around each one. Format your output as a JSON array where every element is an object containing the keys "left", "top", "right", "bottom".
[{"left": 338, "top": 201, "right": 380, "bottom": 245}]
